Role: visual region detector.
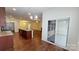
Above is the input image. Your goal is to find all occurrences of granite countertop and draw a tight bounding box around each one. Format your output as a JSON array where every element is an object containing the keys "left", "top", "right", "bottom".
[
  {"left": 19, "top": 28, "right": 32, "bottom": 31},
  {"left": 0, "top": 31, "right": 13, "bottom": 37}
]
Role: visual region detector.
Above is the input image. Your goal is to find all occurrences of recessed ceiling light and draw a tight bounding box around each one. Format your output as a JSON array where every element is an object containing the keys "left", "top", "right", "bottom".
[
  {"left": 12, "top": 8, "right": 16, "bottom": 11},
  {"left": 30, "top": 16, "right": 33, "bottom": 19},
  {"left": 35, "top": 15, "right": 38, "bottom": 19}
]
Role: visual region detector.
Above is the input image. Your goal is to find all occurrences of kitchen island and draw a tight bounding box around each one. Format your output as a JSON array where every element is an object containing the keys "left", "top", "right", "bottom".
[
  {"left": 0, "top": 31, "right": 14, "bottom": 51},
  {"left": 19, "top": 29, "right": 32, "bottom": 39}
]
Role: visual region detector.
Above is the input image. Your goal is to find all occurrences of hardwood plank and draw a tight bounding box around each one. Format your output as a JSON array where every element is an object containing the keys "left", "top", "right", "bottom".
[{"left": 11, "top": 32, "right": 68, "bottom": 51}]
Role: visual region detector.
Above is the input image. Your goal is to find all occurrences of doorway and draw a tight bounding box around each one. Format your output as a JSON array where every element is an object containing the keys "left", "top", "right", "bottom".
[{"left": 47, "top": 18, "right": 70, "bottom": 47}]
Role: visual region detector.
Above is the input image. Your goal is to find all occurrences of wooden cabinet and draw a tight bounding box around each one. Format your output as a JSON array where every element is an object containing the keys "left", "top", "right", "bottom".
[
  {"left": 19, "top": 29, "right": 32, "bottom": 39},
  {"left": 0, "top": 35, "right": 13, "bottom": 51},
  {"left": 0, "top": 7, "right": 6, "bottom": 26}
]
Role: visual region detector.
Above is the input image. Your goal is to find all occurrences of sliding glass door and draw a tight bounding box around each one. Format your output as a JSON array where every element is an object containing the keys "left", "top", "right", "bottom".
[
  {"left": 48, "top": 20, "right": 56, "bottom": 43},
  {"left": 55, "top": 19, "right": 69, "bottom": 47},
  {"left": 47, "top": 18, "right": 69, "bottom": 48}
]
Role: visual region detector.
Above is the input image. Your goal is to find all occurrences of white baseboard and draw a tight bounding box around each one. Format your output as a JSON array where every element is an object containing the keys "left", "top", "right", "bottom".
[{"left": 42, "top": 40, "right": 70, "bottom": 51}]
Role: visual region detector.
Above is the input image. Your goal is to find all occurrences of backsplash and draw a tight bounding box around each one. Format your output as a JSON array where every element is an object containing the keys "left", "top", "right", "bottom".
[{"left": 19, "top": 20, "right": 41, "bottom": 31}]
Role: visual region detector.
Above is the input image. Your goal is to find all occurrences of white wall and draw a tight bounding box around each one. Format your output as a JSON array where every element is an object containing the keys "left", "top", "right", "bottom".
[{"left": 42, "top": 7, "right": 79, "bottom": 50}]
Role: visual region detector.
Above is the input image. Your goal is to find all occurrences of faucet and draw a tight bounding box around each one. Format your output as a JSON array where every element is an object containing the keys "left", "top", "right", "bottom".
[{"left": 1, "top": 26, "right": 5, "bottom": 32}]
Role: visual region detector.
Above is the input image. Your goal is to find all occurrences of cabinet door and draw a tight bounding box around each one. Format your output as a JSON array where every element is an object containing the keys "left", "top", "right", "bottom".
[
  {"left": 0, "top": 7, "right": 6, "bottom": 26},
  {"left": 26, "top": 31, "right": 32, "bottom": 39},
  {"left": 0, "top": 36, "right": 13, "bottom": 50}
]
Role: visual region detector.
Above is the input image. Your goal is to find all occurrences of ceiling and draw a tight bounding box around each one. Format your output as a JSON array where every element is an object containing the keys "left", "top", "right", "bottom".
[{"left": 5, "top": 7, "right": 51, "bottom": 20}]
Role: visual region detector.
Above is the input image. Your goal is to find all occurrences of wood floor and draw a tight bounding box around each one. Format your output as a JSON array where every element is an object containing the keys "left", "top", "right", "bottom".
[{"left": 9, "top": 32, "right": 67, "bottom": 51}]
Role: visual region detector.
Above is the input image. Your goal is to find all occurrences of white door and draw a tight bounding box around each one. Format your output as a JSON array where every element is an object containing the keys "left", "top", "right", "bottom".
[{"left": 55, "top": 19, "right": 69, "bottom": 48}]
